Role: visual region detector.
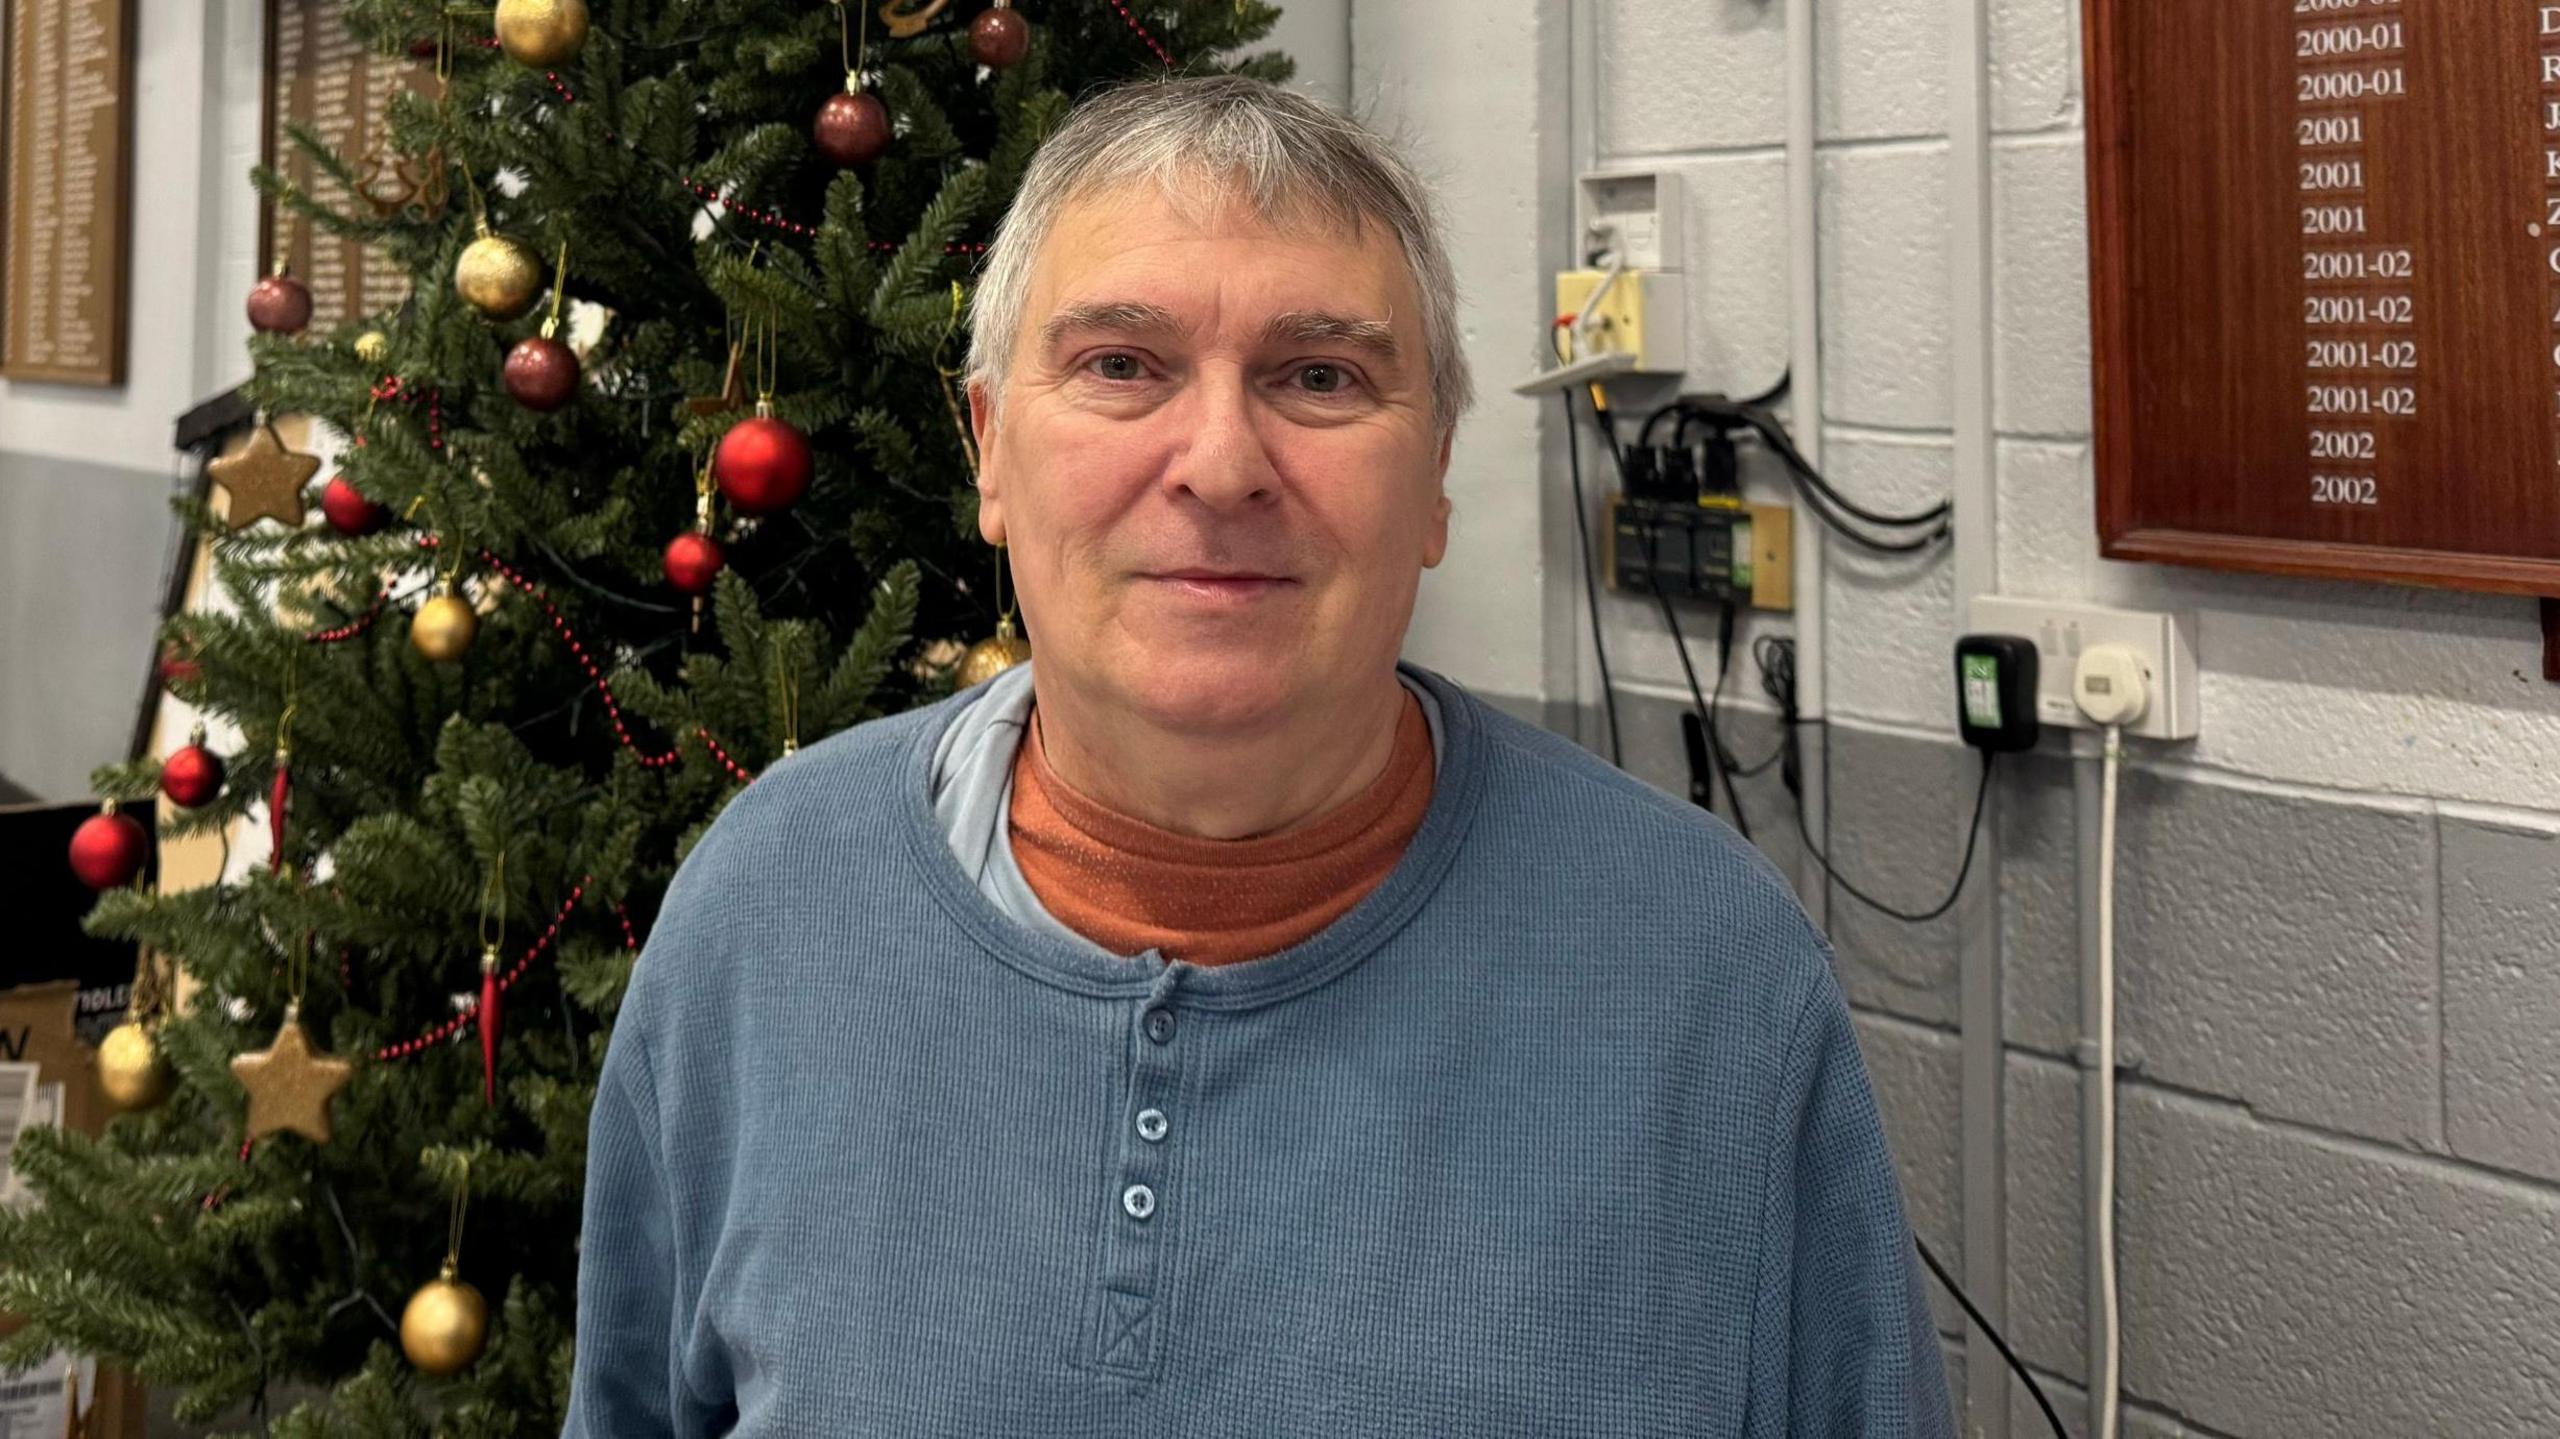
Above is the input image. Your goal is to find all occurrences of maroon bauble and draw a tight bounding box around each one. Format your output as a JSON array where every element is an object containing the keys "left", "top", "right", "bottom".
[
  {"left": 247, "top": 272, "right": 314, "bottom": 334},
  {"left": 969, "top": 7, "right": 1030, "bottom": 68},
  {"left": 663, "top": 531, "right": 726, "bottom": 594},
  {"left": 503, "top": 335, "right": 581, "bottom": 412},
  {"left": 812, "top": 90, "right": 891, "bottom": 167},
  {"left": 160, "top": 743, "right": 225, "bottom": 808},
  {"left": 712, "top": 412, "right": 813, "bottom": 515},
  {"left": 320, "top": 474, "right": 388, "bottom": 536},
  {"left": 157, "top": 643, "right": 201, "bottom": 689},
  {"left": 69, "top": 809, "right": 149, "bottom": 890}
]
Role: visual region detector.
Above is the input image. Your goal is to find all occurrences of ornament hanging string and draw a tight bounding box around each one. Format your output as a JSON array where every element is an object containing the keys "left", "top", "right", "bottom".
[
  {"left": 271, "top": 651, "right": 298, "bottom": 875},
  {"left": 772, "top": 635, "right": 802, "bottom": 756},
  {"left": 836, "top": 0, "right": 872, "bottom": 83},
  {"left": 542, "top": 238, "right": 569, "bottom": 340},
  {"left": 444, "top": 1154, "right": 472, "bottom": 1277},
  {"left": 934, "top": 282, "right": 978, "bottom": 477}
]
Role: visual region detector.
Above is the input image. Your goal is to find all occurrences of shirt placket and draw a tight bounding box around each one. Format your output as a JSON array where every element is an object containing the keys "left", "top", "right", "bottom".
[{"left": 1085, "top": 961, "right": 1187, "bottom": 1381}]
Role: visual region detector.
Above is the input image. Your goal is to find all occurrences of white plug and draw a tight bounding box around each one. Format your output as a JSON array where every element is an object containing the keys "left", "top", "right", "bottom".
[{"left": 2073, "top": 643, "right": 2150, "bottom": 728}]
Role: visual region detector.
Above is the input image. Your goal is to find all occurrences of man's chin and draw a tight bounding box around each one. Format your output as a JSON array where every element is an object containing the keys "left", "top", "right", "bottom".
[{"left": 1115, "top": 658, "right": 1303, "bottom": 734}]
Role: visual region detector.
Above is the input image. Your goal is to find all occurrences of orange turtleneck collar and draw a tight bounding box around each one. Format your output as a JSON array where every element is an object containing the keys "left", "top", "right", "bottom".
[{"left": 1007, "top": 690, "right": 1436, "bottom": 967}]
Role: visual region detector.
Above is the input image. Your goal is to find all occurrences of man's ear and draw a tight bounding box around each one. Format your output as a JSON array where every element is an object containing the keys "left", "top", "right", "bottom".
[
  {"left": 967, "top": 378, "right": 1005, "bottom": 546},
  {"left": 1422, "top": 424, "right": 1455, "bottom": 569}
]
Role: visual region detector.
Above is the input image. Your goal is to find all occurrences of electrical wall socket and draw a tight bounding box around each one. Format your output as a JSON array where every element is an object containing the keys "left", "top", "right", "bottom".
[
  {"left": 1554, "top": 269, "right": 1688, "bottom": 375},
  {"left": 1965, "top": 595, "right": 2200, "bottom": 740}
]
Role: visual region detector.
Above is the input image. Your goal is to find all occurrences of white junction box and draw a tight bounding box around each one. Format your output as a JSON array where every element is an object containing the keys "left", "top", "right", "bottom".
[{"left": 1965, "top": 596, "right": 2201, "bottom": 741}]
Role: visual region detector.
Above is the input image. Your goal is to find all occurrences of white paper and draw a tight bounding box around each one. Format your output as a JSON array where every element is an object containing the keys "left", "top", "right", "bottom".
[{"left": 0, "top": 1350, "right": 93, "bottom": 1439}]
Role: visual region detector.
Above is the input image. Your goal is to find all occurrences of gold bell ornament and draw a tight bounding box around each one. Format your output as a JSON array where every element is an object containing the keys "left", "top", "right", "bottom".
[
  {"left": 455, "top": 217, "right": 543, "bottom": 321},
  {"left": 957, "top": 540, "right": 1031, "bottom": 688},
  {"left": 412, "top": 573, "right": 480, "bottom": 663},
  {"left": 493, "top": 0, "right": 588, "bottom": 68},
  {"left": 402, "top": 1157, "right": 491, "bottom": 1376},
  {"left": 958, "top": 612, "right": 1031, "bottom": 689},
  {"left": 97, "top": 953, "right": 176, "bottom": 1113},
  {"left": 354, "top": 330, "right": 390, "bottom": 365}
]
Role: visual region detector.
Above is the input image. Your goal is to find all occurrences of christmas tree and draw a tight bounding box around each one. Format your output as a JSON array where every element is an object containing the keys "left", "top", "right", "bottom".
[{"left": 1, "top": 2, "right": 1289, "bottom": 1432}]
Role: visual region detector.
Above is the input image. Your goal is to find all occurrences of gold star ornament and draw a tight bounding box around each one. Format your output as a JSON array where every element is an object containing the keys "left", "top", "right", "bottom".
[
  {"left": 231, "top": 1002, "right": 354, "bottom": 1145},
  {"left": 208, "top": 422, "right": 321, "bottom": 532}
]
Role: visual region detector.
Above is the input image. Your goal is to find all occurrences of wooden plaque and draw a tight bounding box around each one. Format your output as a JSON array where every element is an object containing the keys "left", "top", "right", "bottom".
[
  {"left": 0, "top": 0, "right": 134, "bottom": 386},
  {"left": 258, "top": 0, "right": 436, "bottom": 336},
  {"left": 2089, "top": 1, "right": 2560, "bottom": 596}
]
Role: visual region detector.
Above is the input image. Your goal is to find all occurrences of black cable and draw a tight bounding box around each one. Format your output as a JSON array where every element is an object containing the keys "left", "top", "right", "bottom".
[
  {"left": 1751, "top": 634, "right": 1994, "bottom": 924},
  {"left": 1796, "top": 756, "right": 1995, "bottom": 924},
  {"left": 1915, "top": 1235, "right": 2070, "bottom": 1439},
  {"left": 1707, "top": 599, "right": 1783, "bottom": 778},
  {"left": 1636, "top": 518, "right": 1750, "bottom": 844},
  {"left": 1561, "top": 390, "right": 1623, "bottom": 767},
  {"left": 1739, "top": 408, "right": 1950, "bottom": 530}
]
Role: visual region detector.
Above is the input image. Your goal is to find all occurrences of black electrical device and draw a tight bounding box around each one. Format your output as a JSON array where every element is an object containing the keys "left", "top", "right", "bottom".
[
  {"left": 1952, "top": 634, "right": 2040, "bottom": 753},
  {"left": 1612, "top": 497, "right": 1754, "bottom": 604}
]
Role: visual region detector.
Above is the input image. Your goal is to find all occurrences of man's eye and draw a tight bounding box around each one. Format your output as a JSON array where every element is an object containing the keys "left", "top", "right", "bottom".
[
  {"left": 1086, "top": 354, "right": 1146, "bottom": 382},
  {"left": 1295, "top": 363, "right": 1358, "bottom": 396}
]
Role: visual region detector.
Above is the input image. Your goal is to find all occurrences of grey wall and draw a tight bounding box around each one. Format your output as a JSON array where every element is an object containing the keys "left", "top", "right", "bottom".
[{"left": 1374, "top": 0, "right": 2560, "bottom": 1435}]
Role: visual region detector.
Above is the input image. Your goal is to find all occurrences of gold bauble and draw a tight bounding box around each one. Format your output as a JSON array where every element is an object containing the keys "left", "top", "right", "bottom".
[
  {"left": 97, "top": 1022, "right": 174, "bottom": 1112},
  {"left": 400, "top": 1267, "right": 488, "bottom": 1376},
  {"left": 493, "top": 0, "right": 589, "bottom": 67},
  {"left": 411, "top": 586, "right": 479, "bottom": 662},
  {"left": 956, "top": 614, "right": 1032, "bottom": 689},
  {"left": 454, "top": 231, "right": 542, "bottom": 321},
  {"left": 354, "top": 330, "right": 389, "bottom": 364}
]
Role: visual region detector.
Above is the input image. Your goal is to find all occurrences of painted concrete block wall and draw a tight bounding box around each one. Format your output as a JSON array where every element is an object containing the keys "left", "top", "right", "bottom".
[{"left": 1363, "top": 0, "right": 2560, "bottom": 1432}]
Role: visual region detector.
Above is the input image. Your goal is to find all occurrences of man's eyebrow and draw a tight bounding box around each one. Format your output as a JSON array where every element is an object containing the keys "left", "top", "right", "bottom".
[
  {"left": 1039, "top": 300, "right": 1184, "bottom": 351},
  {"left": 1258, "top": 310, "right": 1401, "bottom": 363},
  {"left": 1037, "top": 301, "right": 1401, "bottom": 363}
]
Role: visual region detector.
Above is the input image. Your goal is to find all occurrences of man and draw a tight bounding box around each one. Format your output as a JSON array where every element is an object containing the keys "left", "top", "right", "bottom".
[{"left": 566, "top": 74, "right": 1952, "bottom": 1437}]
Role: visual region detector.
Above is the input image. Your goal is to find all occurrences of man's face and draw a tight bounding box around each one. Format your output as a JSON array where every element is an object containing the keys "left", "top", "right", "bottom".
[{"left": 968, "top": 180, "right": 1454, "bottom": 736}]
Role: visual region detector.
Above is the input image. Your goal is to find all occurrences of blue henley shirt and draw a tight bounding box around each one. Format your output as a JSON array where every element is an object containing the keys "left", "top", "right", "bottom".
[{"left": 564, "top": 659, "right": 1954, "bottom": 1436}]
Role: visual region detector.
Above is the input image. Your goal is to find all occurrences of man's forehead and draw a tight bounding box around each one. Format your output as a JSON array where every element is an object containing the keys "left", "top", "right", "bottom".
[{"left": 1028, "top": 186, "right": 1418, "bottom": 352}]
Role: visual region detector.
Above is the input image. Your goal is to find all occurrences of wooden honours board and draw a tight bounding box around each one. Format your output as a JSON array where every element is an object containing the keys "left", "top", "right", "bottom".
[
  {"left": 260, "top": 0, "right": 437, "bottom": 336},
  {"left": 0, "top": 0, "right": 134, "bottom": 386},
  {"left": 2089, "top": 1, "right": 2560, "bottom": 596}
]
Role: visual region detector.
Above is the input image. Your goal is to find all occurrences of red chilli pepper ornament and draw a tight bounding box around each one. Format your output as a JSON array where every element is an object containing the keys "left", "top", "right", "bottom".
[
  {"left": 477, "top": 943, "right": 502, "bottom": 1107},
  {"left": 268, "top": 738, "right": 293, "bottom": 875}
]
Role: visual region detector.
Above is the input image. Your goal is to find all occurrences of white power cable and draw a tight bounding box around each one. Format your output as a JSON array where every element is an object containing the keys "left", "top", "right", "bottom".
[{"left": 2095, "top": 721, "right": 2123, "bottom": 1439}]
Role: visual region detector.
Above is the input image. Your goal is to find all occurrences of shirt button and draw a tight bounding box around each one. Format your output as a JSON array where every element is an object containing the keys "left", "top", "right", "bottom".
[
  {"left": 1122, "top": 1183, "right": 1157, "bottom": 1220},
  {"left": 1143, "top": 1007, "right": 1176, "bottom": 1044},
  {"left": 1136, "top": 1108, "right": 1168, "bottom": 1142}
]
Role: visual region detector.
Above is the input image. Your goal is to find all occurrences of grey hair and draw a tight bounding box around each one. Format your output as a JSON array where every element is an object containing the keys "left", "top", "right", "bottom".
[{"left": 965, "top": 74, "right": 1475, "bottom": 438}]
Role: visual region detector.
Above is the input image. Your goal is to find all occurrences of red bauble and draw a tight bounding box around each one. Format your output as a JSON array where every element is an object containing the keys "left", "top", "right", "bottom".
[
  {"left": 663, "top": 531, "right": 726, "bottom": 594},
  {"left": 503, "top": 335, "right": 581, "bottom": 412},
  {"left": 69, "top": 809, "right": 148, "bottom": 890},
  {"left": 969, "top": 6, "right": 1030, "bottom": 68},
  {"left": 247, "top": 272, "right": 313, "bottom": 334},
  {"left": 320, "top": 474, "right": 388, "bottom": 536},
  {"left": 713, "top": 412, "right": 813, "bottom": 515},
  {"left": 161, "top": 743, "right": 225, "bottom": 808},
  {"left": 157, "top": 642, "right": 201, "bottom": 689},
  {"left": 813, "top": 90, "right": 891, "bottom": 167}
]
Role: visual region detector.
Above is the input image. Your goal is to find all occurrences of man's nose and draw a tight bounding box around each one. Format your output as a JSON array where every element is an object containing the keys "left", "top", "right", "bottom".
[{"left": 1158, "top": 368, "right": 1279, "bottom": 509}]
